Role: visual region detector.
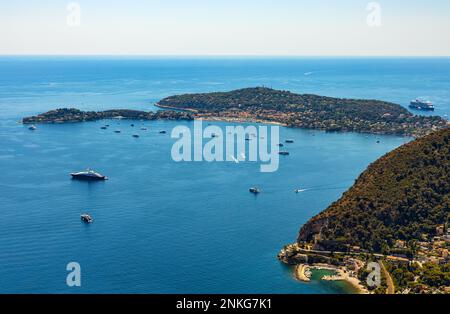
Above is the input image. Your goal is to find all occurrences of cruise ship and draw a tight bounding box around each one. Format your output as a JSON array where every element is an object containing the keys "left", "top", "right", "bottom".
[
  {"left": 71, "top": 169, "right": 108, "bottom": 181},
  {"left": 410, "top": 98, "right": 435, "bottom": 111}
]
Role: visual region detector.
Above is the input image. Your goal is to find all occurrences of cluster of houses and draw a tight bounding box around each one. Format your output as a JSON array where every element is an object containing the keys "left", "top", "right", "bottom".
[{"left": 414, "top": 225, "right": 450, "bottom": 266}]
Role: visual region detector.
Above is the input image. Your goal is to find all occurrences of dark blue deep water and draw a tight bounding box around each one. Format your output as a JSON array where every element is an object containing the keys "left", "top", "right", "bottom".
[{"left": 0, "top": 57, "right": 449, "bottom": 293}]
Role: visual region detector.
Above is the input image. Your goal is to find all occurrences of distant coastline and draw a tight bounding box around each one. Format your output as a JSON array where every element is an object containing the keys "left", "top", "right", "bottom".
[{"left": 25, "top": 87, "right": 448, "bottom": 138}]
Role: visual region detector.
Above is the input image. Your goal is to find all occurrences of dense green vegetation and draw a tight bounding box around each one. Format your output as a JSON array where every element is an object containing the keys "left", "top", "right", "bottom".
[
  {"left": 158, "top": 87, "right": 447, "bottom": 136},
  {"left": 298, "top": 127, "right": 450, "bottom": 254},
  {"left": 22, "top": 108, "right": 193, "bottom": 124},
  {"left": 386, "top": 261, "right": 450, "bottom": 291},
  {"left": 357, "top": 259, "right": 388, "bottom": 294}
]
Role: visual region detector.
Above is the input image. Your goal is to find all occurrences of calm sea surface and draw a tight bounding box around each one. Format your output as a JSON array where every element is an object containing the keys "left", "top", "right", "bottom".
[{"left": 0, "top": 57, "right": 448, "bottom": 293}]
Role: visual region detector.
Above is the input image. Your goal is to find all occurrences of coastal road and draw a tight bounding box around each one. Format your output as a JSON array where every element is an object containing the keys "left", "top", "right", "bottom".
[
  {"left": 298, "top": 248, "right": 385, "bottom": 258},
  {"left": 380, "top": 261, "right": 395, "bottom": 294}
]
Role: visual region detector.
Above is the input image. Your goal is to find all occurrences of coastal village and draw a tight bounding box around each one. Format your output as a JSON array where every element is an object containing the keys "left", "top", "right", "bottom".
[{"left": 278, "top": 224, "right": 450, "bottom": 294}]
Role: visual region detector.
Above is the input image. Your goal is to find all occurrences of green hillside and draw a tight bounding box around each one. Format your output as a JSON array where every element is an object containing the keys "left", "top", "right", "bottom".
[{"left": 298, "top": 127, "right": 450, "bottom": 254}]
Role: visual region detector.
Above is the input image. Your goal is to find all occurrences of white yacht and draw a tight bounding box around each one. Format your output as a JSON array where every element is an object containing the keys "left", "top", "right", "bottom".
[{"left": 71, "top": 169, "right": 108, "bottom": 181}]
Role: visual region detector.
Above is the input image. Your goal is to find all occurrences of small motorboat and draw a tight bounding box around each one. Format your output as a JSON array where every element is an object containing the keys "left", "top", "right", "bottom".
[
  {"left": 159, "top": 130, "right": 167, "bottom": 134},
  {"left": 131, "top": 124, "right": 135, "bottom": 127},
  {"left": 277, "top": 143, "right": 284, "bottom": 147},
  {"left": 28, "top": 125, "right": 37, "bottom": 131},
  {"left": 101, "top": 126, "right": 108, "bottom": 130},
  {"left": 141, "top": 127, "right": 147, "bottom": 131},
  {"left": 249, "top": 187, "right": 261, "bottom": 194},
  {"left": 132, "top": 134, "right": 140, "bottom": 138},
  {"left": 285, "top": 139, "right": 294, "bottom": 143},
  {"left": 81, "top": 214, "right": 93, "bottom": 223},
  {"left": 279, "top": 151, "right": 290, "bottom": 156},
  {"left": 114, "top": 130, "right": 121, "bottom": 133}
]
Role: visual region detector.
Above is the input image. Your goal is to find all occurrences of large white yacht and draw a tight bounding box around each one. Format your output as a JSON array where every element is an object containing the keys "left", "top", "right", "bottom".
[{"left": 70, "top": 169, "right": 108, "bottom": 181}]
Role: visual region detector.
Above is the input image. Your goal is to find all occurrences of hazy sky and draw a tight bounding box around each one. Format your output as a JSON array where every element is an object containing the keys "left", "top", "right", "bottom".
[{"left": 1, "top": 0, "right": 450, "bottom": 56}]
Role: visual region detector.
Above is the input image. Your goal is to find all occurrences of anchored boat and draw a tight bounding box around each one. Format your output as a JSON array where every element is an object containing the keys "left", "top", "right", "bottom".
[
  {"left": 249, "top": 187, "right": 261, "bottom": 194},
  {"left": 81, "top": 214, "right": 93, "bottom": 223}
]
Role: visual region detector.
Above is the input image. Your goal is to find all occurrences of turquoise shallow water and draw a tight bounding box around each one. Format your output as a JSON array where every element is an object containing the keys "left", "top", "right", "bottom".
[{"left": 0, "top": 57, "right": 448, "bottom": 293}]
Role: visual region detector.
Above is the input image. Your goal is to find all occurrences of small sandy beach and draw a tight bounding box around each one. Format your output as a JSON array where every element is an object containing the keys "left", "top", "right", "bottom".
[{"left": 317, "top": 266, "right": 368, "bottom": 294}]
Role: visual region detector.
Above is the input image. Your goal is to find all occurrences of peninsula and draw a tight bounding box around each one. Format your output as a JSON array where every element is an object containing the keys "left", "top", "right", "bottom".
[
  {"left": 157, "top": 87, "right": 447, "bottom": 137},
  {"left": 24, "top": 88, "right": 447, "bottom": 138},
  {"left": 279, "top": 127, "right": 450, "bottom": 294}
]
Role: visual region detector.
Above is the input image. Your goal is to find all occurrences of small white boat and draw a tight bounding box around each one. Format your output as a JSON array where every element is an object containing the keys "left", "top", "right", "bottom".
[
  {"left": 81, "top": 214, "right": 93, "bottom": 223},
  {"left": 249, "top": 187, "right": 261, "bottom": 194}
]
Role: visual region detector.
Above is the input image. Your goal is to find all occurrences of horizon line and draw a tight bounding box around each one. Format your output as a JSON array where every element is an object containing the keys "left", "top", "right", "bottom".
[{"left": 1, "top": 54, "right": 450, "bottom": 59}]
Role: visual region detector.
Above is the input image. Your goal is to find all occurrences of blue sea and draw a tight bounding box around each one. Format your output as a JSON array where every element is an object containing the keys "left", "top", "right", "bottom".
[{"left": 0, "top": 57, "right": 449, "bottom": 293}]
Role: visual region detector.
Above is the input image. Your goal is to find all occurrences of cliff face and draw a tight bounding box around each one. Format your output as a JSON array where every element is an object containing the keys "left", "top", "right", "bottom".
[
  {"left": 297, "top": 216, "right": 329, "bottom": 243},
  {"left": 297, "top": 127, "right": 450, "bottom": 253}
]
